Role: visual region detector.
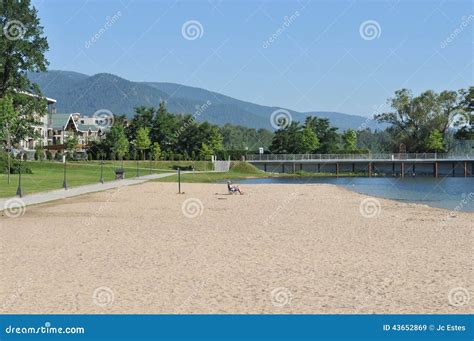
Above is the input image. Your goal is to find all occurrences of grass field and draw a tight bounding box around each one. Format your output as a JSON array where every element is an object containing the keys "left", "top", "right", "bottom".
[
  {"left": 1, "top": 160, "right": 366, "bottom": 198},
  {"left": 154, "top": 162, "right": 269, "bottom": 183},
  {"left": 0, "top": 160, "right": 191, "bottom": 198}
]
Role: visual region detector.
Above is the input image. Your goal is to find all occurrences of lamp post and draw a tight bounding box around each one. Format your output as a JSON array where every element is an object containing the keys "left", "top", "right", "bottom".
[
  {"left": 63, "top": 152, "right": 68, "bottom": 190},
  {"left": 16, "top": 151, "right": 23, "bottom": 198},
  {"left": 136, "top": 154, "right": 139, "bottom": 177},
  {"left": 99, "top": 156, "right": 104, "bottom": 184}
]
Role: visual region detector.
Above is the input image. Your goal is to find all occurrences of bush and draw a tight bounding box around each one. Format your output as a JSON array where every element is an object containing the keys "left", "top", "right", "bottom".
[
  {"left": 34, "top": 147, "right": 45, "bottom": 161},
  {"left": 54, "top": 152, "right": 63, "bottom": 161},
  {"left": 46, "top": 150, "right": 53, "bottom": 160}
]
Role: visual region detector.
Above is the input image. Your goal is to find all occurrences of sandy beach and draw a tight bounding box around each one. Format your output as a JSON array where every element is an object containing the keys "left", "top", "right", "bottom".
[{"left": 0, "top": 182, "right": 472, "bottom": 314}]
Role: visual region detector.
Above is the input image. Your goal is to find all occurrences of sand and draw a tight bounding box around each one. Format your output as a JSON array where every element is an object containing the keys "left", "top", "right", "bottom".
[{"left": 0, "top": 182, "right": 472, "bottom": 314}]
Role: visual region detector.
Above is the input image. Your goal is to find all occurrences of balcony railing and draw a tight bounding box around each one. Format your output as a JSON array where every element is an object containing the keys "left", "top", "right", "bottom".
[{"left": 245, "top": 153, "right": 474, "bottom": 161}]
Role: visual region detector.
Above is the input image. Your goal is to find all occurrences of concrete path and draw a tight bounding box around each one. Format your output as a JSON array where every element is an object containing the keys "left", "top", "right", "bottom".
[{"left": 0, "top": 172, "right": 176, "bottom": 211}]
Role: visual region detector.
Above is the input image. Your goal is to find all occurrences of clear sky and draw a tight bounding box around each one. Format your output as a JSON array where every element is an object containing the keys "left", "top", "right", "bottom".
[{"left": 32, "top": 0, "right": 472, "bottom": 117}]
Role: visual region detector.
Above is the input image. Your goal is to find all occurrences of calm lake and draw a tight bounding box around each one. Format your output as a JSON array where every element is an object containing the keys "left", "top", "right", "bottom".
[{"left": 236, "top": 177, "right": 474, "bottom": 212}]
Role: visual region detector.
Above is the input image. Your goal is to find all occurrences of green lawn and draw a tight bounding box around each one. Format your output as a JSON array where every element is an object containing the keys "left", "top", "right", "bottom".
[
  {"left": 0, "top": 160, "right": 176, "bottom": 198},
  {"left": 154, "top": 162, "right": 269, "bottom": 183}
]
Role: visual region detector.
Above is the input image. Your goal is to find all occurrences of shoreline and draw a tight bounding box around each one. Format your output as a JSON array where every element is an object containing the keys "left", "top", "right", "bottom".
[{"left": 1, "top": 182, "right": 472, "bottom": 314}]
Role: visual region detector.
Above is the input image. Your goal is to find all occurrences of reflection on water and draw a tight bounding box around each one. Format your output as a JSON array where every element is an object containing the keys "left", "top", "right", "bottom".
[{"left": 236, "top": 177, "right": 474, "bottom": 211}]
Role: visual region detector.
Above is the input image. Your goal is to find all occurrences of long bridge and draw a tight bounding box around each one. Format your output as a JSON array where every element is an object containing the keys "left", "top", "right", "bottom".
[{"left": 245, "top": 153, "right": 474, "bottom": 177}]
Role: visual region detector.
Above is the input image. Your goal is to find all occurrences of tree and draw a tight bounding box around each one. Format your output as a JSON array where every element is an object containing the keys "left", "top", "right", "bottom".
[
  {"left": 455, "top": 87, "right": 474, "bottom": 140},
  {"left": 151, "top": 142, "right": 161, "bottom": 161},
  {"left": 106, "top": 122, "right": 129, "bottom": 161},
  {"left": 64, "top": 135, "right": 79, "bottom": 156},
  {"left": 0, "top": 95, "right": 16, "bottom": 146},
  {"left": 304, "top": 117, "right": 339, "bottom": 153},
  {"left": 425, "top": 130, "right": 445, "bottom": 152},
  {"left": 375, "top": 88, "right": 467, "bottom": 152},
  {"left": 135, "top": 126, "right": 151, "bottom": 160},
  {"left": 295, "top": 126, "right": 319, "bottom": 153},
  {"left": 0, "top": 0, "right": 49, "bottom": 97},
  {"left": 199, "top": 143, "right": 213, "bottom": 160},
  {"left": 341, "top": 129, "right": 357, "bottom": 152}
]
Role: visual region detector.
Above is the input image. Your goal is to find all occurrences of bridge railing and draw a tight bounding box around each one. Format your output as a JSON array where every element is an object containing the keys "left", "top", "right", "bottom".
[{"left": 245, "top": 153, "right": 474, "bottom": 161}]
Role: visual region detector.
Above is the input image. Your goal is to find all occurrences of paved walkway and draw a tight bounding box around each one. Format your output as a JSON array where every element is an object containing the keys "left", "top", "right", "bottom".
[{"left": 0, "top": 172, "right": 176, "bottom": 211}]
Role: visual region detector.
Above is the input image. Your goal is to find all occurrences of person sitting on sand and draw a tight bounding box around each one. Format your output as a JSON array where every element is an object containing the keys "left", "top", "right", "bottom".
[{"left": 227, "top": 180, "right": 243, "bottom": 195}]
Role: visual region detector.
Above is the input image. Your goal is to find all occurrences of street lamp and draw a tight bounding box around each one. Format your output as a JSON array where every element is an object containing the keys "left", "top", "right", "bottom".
[
  {"left": 63, "top": 152, "right": 68, "bottom": 190},
  {"left": 99, "top": 156, "right": 104, "bottom": 184},
  {"left": 16, "top": 150, "right": 24, "bottom": 198}
]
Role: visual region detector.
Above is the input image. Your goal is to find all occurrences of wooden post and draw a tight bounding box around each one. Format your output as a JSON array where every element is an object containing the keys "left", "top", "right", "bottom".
[
  {"left": 434, "top": 162, "right": 438, "bottom": 178},
  {"left": 368, "top": 162, "right": 372, "bottom": 177},
  {"left": 464, "top": 161, "right": 467, "bottom": 177},
  {"left": 401, "top": 162, "right": 404, "bottom": 178}
]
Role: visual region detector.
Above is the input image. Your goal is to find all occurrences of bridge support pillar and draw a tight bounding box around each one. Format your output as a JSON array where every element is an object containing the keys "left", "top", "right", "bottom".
[
  {"left": 264, "top": 164, "right": 267, "bottom": 172},
  {"left": 317, "top": 164, "right": 320, "bottom": 173},
  {"left": 292, "top": 163, "right": 296, "bottom": 173},
  {"left": 352, "top": 163, "right": 355, "bottom": 173},
  {"left": 336, "top": 163, "right": 339, "bottom": 176},
  {"left": 300, "top": 163, "right": 303, "bottom": 172},
  {"left": 401, "top": 162, "right": 404, "bottom": 178},
  {"left": 434, "top": 162, "right": 438, "bottom": 178},
  {"left": 281, "top": 164, "right": 285, "bottom": 173},
  {"left": 452, "top": 162, "right": 455, "bottom": 177},
  {"left": 368, "top": 162, "right": 372, "bottom": 177},
  {"left": 464, "top": 161, "right": 467, "bottom": 177},
  {"left": 392, "top": 163, "right": 395, "bottom": 176}
]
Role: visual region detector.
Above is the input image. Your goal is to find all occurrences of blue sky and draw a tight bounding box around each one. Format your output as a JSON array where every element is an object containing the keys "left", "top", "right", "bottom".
[{"left": 33, "top": 0, "right": 472, "bottom": 117}]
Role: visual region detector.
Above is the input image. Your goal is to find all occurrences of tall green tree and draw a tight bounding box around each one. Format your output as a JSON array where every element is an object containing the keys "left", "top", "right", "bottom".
[
  {"left": 295, "top": 125, "right": 319, "bottom": 153},
  {"left": 0, "top": 95, "right": 16, "bottom": 146},
  {"left": 425, "top": 129, "right": 445, "bottom": 152},
  {"left": 0, "top": 0, "right": 49, "bottom": 97},
  {"left": 64, "top": 135, "right": 79, "bottom": 156},
  {"left": 304, "top": 116, "right": 339, "bottom": 153},
  {"left": 341, "top": 129, "right": 357, "bottom": 152},
  {"left": 135, "top": 126, "right": 151, "bottom": 160},
  {"left": 106, "top": 122, "right": 129, "bottom": 160},
  {"left": 1, "top": 0, "right": 49, "bottom": 146},
  {"left": 375, "top": 88, "right": 468, "bottom": 152}
]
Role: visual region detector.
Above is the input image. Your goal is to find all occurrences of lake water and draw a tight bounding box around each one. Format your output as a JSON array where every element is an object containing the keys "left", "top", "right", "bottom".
[{"left": 236, "top": 177, "right": 474, "bottom": 212}]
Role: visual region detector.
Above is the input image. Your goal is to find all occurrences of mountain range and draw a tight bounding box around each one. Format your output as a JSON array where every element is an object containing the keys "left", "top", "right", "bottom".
[{"left": 28, "top": 70, "right": 383, "bottom": 131}]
